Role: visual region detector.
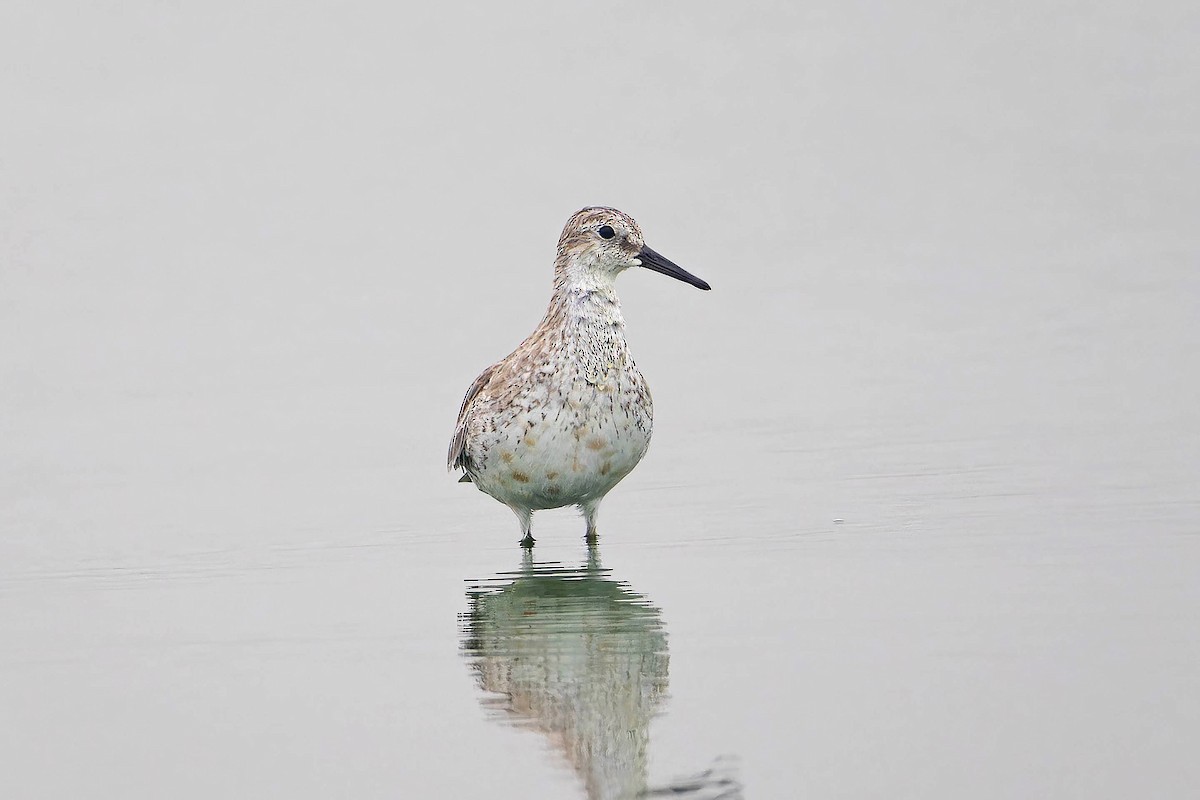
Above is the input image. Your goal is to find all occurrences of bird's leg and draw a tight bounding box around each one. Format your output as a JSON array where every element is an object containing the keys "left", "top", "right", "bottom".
[
  {"left": 581, "top": 500, "right": 601, "bottom": 546},
  {"left": 511, "top": 506, "right": 535, "bottom": 548}
]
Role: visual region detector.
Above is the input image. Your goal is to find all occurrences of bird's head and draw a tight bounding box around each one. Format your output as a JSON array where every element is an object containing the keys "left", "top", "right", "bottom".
[{"left": 554, "top": 207, "right": 710, "bottom": 293}]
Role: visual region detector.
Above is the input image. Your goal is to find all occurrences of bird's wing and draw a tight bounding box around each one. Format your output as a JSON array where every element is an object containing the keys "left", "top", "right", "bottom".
[{"left": 447, "top": 362, "right": 500, "bottom": 471}]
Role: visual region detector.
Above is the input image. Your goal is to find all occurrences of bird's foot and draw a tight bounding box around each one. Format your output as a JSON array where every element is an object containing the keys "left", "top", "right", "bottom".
[{"left": 519, "top": 533, "right": 536, "bottom": 549}]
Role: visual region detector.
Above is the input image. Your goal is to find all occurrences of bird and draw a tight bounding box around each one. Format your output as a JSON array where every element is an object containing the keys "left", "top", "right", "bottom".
[{"left": 448, "top": 206, "right": 710, "bottom": 548}]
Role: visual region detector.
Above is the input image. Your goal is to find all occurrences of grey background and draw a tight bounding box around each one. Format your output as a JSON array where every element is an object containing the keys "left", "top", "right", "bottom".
[{"left": 2, "top": 1, "right": 1197, "bottom": 798}]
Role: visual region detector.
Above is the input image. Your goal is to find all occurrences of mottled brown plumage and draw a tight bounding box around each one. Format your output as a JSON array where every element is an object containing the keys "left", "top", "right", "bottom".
[{"left": 449, "top": 207, "right": 709, "bottom": 547}]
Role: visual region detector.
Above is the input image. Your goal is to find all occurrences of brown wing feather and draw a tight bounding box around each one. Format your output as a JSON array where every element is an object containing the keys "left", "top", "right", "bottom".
[{"left": 447, "top": 363, "right": 499, "bottom": 471}]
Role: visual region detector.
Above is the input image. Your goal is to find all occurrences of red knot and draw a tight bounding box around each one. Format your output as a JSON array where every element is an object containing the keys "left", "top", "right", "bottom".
[{"left": 448, "top": 207, "right": 710, "bottom": 547}]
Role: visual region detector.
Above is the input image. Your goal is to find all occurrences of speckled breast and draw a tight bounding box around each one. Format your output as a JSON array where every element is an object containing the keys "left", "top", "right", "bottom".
[{"left": 469, "top": 363, "right": 653, "bottom": 510}]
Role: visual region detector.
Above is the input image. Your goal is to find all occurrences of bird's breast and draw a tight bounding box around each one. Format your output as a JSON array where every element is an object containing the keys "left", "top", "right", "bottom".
[{"left": 470, "top": 362, "right": 652, "bottom": 509}]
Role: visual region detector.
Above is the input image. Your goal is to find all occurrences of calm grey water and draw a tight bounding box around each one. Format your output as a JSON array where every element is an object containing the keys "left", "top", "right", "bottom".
[{"left": 2, "top": 2, "right": 1198, "bottom": 798}]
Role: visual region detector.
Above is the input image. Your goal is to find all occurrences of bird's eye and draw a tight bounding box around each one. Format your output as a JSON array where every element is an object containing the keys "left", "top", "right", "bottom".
[{"left": 597, "top": 225, "right": 616, "bottom": 240}]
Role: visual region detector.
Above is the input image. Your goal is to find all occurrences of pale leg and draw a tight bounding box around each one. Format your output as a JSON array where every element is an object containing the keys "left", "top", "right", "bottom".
[
  {"left": 581, "top": 499, "right": 601, "bottom": 545},
  {"left": 510, "top": 505, "right": 535, "bottom": 548}
]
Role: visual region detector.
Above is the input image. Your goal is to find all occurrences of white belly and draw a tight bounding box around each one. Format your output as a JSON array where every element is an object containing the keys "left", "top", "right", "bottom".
[{"left": 466, "top": 373, "right": 652, "bottom": 511}]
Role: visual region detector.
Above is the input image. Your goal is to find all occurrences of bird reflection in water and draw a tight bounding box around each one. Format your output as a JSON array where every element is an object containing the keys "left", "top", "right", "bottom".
[{"left": 460, "top": 549, "right": 742, "bottom": 800}]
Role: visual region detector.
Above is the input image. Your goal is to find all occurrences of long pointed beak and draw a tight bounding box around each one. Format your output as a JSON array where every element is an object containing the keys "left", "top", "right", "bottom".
[{"left": 637, "top": 245, "right": 711, "bottom": 290}]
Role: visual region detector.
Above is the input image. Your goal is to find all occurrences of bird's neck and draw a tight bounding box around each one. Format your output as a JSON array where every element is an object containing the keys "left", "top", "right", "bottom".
[
  {"left": 546, "top": 280, "right": 624, "bottom": 332},
  {"left": 532, "top": 277, "right": 628, "bottom": 379},
  {"left": 547, "top": 251, "right": 625, "bottom": 330},
  {"left": 533, "top": 254, "right": 630, "bottom": 380}
]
